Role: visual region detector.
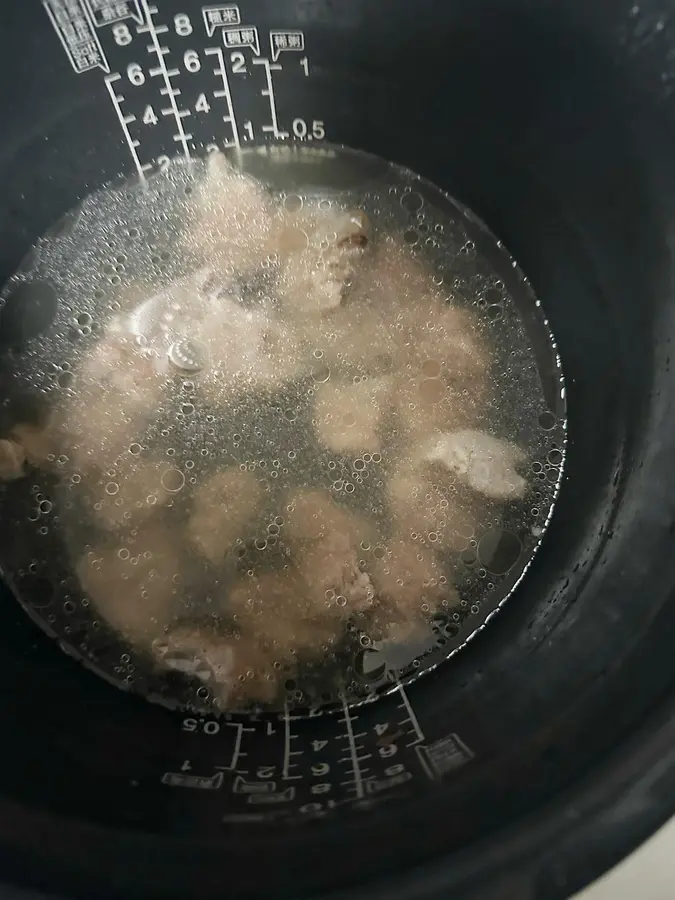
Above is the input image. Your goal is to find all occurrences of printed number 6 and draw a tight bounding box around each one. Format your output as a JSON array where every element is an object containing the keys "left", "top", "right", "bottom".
[
  {"left": 127, "top": 63, "right": 145, "bottom": 86},
  {"left": 184, "top": 50, "right": 200, "bottom": 73}
]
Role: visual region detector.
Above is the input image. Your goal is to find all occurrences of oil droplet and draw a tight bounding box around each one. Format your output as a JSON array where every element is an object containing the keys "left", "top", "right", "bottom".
[
  {"left": 421, "top": 359, "right": 442, "bottom": 378},
  {"left": 478, "top": 528, "right": 523, "bottom": 575}
]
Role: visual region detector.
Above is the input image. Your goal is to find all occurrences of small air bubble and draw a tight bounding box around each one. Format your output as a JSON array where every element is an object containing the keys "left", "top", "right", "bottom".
[
  {"left": 401, "top": 191, "right": 424, "bottom": 213},
  {"left": 311, "top": 364, "right": 331, "bottom": 383},
  {"left": 161, "top": 468, "right": 185, "bottom": 493},
  {"left": 284, "top": 194, "right": 303, "bottom": 212}
]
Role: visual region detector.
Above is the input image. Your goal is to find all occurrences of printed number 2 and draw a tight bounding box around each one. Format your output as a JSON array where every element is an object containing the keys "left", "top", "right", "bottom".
[{"left": 231, "top": 52, "right": 247, "bottom": 74}]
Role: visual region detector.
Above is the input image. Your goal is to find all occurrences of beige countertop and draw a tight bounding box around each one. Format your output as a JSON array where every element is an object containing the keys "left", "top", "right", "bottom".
[{"left": 575, "top": 818, "right": 675, "bottom": 899}]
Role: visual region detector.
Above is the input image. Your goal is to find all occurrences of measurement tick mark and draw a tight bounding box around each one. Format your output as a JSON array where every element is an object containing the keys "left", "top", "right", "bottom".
[
  {"left": 253, "top": 58, "right": 287, "bottom": 140},
  {"left": 339, "top": 698, "right": 367, "bottom": 799},
  {"left": 395, "top": 678, "right": 426, "bottom": 746},
  {"left": 204, "top": 47, "right": 240, "bottom": 149},
  {"left": 104, "top": 73, "right": 145, "bottom": 181},
  {"left": 138, "top": 0, "right": 192, "bottom": 160}
]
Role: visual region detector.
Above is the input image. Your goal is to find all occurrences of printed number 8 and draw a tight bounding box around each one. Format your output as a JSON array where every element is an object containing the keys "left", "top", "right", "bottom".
[
  {"left": 113, "top": 23, "right": 132, "bottom": 45},
  {"left": 174, "top": 14, "right": 193, "bottom": 36}
]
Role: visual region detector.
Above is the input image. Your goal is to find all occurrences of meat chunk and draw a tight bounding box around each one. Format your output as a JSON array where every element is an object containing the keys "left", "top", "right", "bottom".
[
  {"left": 420, "top": 430, "right": 527, "bottom": 499},
  {"left": 412, "top": 304, "right": 489, "bottom": 392},
  {"left": 281, "top": 492, "right": 378, "bottom": 632},
  {"left": 313, "top": 375, "right": 394, "bottom": 455},
  {"left": 393, "top": 304, "right": 490, "bottom": 443},
  {"left": 283, "top": 489, "right": 375, "bottom": 545},
  {"left": 295, "top": 531, "right": 377, "bottom": 618},
  {"left": 187, "top": 467, "right": 264, "bottom": 565},
  {"left": 10, "top": 421, "right": 58, "bottom": 470},
  {"left": 62, "top": 331, "right": 166, "bottom": 474},
  {"left": 75, "top": 523, "right": 184, "bottom": 650},
  {"left": 182, "top": 151, "right": 277, "bottom": 275},
  {"left": 109, "top": 267, "right": 303, "bottom": 405},
  {"left": 82, "top": 455, "right": 182, "bottom": 531},
  {"left": 358, "top": 538, "right": 457, "bottom": 665},
  {"left": 370, "top": 539, "right": 453, "bottom": 623},
  {"left": 152, "top": 625, "right": 281, "bottom": 710},
  {"left": 386, "top": 464, "right": 481, "bottom": 552},
  {"left": 229, "top": 570, "right": 343, "bottom": 657},
  {"left": 276, "top": 206, "right": 371, "bottom": 317},
  {"left": 0, "top": 439, "right": 26, "bottom": 481},
  {"left": 295, "top": 237, "right": 483, "bottom": 385}
]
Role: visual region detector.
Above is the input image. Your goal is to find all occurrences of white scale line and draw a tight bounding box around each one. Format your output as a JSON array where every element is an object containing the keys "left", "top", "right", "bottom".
[
  {"left": 104, "top": 73, "right": 145, "bottom": 181},
  {"left": 281, "top": 702, "right": 303, "bottom": 780},
  {"left": 395, "top": 678, "right": 426, "bottom": 746},
  {"left": 253, "top": 58, "right": 289, "bottom": 139},
  {"left": 214, "top": 722, "right": 254, "bottom": 772},
  {"left": 161, "top": 108, "right": 191, "bottom": 118},
  {"left": 205, "top": 47, "right": 240, "bottom": 149},
  {"left": 138, "top": 0, "right": 191, "bottom": 160},
  {"left": 340, "top": 698, "right": 365, "bottom": 799}
]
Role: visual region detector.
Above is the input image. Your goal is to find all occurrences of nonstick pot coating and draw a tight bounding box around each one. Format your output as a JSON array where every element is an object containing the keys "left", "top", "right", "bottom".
[{"left": 2, "top": 1, "right": 675, "bottom": 898}]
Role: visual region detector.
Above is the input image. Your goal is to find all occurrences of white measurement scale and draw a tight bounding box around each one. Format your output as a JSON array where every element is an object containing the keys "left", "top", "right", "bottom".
[{"left": 42, "top": 0, "right": 325, "bottom": 179}]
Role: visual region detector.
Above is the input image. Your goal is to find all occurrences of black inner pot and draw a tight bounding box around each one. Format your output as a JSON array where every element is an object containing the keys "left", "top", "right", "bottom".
[{"left": 2, "top": 0, "right": 675, "bottom": 898}]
